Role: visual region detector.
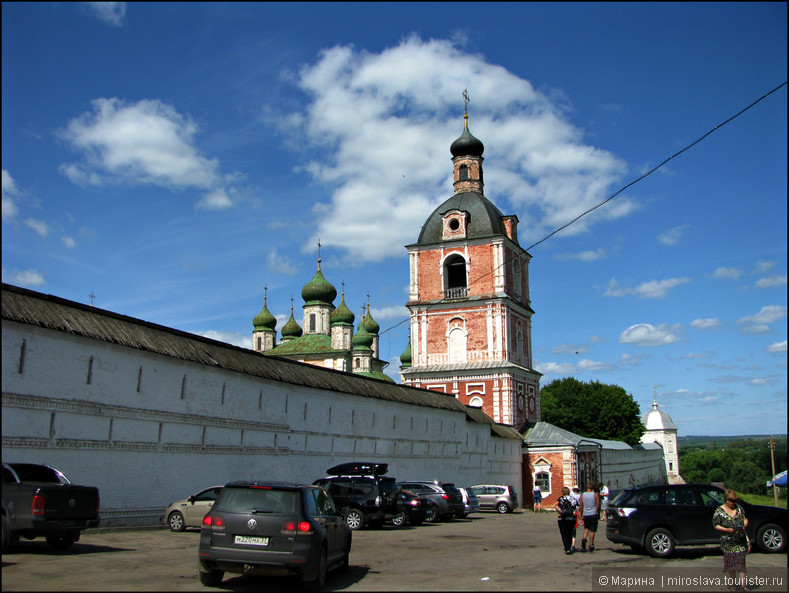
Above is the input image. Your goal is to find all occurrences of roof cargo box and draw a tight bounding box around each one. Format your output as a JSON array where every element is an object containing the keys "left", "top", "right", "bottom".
[{"left": 327, "top": 462, "right": 388, "bottom": 476}]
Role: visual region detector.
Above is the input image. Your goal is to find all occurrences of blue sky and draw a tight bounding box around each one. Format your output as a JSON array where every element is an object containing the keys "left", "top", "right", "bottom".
[{"left": 2, "top": 2, "right": 786, "bottom": 437}]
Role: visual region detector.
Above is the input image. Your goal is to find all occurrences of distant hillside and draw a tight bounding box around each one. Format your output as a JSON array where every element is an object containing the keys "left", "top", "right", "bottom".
[{"left": 679, "top": 435, "right": 786, "bottom": 447}]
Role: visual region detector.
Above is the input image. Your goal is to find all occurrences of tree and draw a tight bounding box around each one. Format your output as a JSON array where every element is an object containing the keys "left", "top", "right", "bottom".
[{"left": 540, "top": 378, "right": 645, "bottom": 446}]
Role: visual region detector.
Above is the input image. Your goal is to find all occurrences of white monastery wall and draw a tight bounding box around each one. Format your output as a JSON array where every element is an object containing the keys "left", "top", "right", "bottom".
[{"left": 2, "top": 321, "right": 521, "bottom": 526}]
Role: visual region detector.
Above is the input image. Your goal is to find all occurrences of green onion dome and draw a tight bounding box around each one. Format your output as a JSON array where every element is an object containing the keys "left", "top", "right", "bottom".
[
  {"left": 301, "top": 262, "right": 337, "bottom": 305},
  {"left": 352, "top": 323, "right": 374, "bottom": 350},
  {"left": 253, "top": 297, "right": 277, "bottom": 331},
  {"left": 330, "top": 293, "right": 355, "bottom": 325},
  {"left": 281, "top": 308, "right": 303, "bottom": 339},
  {"left": 399, "top": 339, "right": 412, "bottom": 367},
  {"left": 362, "top": 304, "right": 379, "bottom": 335}
]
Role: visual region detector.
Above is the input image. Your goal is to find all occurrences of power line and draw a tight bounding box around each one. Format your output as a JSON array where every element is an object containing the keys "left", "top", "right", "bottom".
[{"left": 380, "top": 81, "right": 787, "bottom": 338}]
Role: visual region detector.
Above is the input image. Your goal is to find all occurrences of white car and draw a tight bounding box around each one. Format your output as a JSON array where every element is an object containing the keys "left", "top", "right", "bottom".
[{"left": 163, "top": 486, "right": 223, "bottom": 531}]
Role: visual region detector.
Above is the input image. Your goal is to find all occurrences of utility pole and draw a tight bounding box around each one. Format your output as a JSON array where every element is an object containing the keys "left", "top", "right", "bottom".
[{"left": 770, "top": 436, "right": 778, "bottom": 507}]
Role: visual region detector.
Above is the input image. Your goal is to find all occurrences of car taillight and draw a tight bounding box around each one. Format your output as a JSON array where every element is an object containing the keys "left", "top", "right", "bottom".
[
  {"left": 615, "top": 507, "right": 637, "bottom": 517},
  {"left": 202, "top": 515, "right": 225, "bottom": 530},
  {"left": 281, "top": 520, "right": 312, "bottom": 535},
  {"left": 32, "top": 493, "right": 45, "bottom": 516},
  {"left": 441, "top": 494, "right": 449, "bottom": 500},
  {"left": 408, "top": 499, "right": 420, "bottom": 507}
]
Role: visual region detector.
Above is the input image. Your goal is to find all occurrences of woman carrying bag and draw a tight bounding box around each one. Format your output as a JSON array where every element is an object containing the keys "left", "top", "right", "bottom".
[{"left": 712, "top": 489, "right": 750, "bottom": 592}]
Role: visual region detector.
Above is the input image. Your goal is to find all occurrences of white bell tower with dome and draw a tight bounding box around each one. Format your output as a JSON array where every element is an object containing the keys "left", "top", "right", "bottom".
[{"left": 640, "top": 391, "right": 682, "bottom": 483}]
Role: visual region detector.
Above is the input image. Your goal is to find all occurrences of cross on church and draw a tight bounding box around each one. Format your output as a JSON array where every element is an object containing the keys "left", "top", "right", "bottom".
[
  {"left": 89, "top": 292, "right": 95, "bottom": 307},
  {"left": 462, "top": 89, "right": 470, "bottom": 113}
]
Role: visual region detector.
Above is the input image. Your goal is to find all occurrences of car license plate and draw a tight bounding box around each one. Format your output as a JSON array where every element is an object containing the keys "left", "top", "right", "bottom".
[{"left": 234, "top": 535, "right": 269, "bottom": 546}]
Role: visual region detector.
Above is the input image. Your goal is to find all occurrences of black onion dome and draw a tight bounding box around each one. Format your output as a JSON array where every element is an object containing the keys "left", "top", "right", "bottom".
[{"left": 450, "top": 121, "right": 484, "bottom": 158}]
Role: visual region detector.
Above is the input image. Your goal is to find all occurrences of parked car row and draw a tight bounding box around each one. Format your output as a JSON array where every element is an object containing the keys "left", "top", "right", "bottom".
[{"left": 180, "top": 462, "right": 519, "bottom": 588}]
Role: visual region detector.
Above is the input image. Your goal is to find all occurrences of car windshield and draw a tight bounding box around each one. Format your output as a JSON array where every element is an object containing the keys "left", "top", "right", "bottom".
[
  {"left": 610, "top": 490, "right": 633, "bottom": 506},
  {"left": 215, "top": 487, "right": 299, "bottom": 514}
]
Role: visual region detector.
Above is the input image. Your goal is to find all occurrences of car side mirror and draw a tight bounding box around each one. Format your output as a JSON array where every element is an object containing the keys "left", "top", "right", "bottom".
[{"left": 188, "top": 496, "right": 196, "bottom": 504}]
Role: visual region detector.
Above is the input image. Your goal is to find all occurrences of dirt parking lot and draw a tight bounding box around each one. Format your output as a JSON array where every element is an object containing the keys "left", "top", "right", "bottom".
[{"left": 2, "top": 511, "right": 786, "bottom": 591}]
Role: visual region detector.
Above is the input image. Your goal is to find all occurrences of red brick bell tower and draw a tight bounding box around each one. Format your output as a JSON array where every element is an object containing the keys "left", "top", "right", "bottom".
[{"left": 400, "top": 105, "right": 541, "bottom": 428}]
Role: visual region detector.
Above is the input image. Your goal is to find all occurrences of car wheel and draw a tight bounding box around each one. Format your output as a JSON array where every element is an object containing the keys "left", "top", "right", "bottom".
[
  {"left": 344, "top": 508, "right": 365, "bottom": 531},
  {"left": 391, "top": 512, "right": 406, "bottom": 527},
  {"left": 304, "top": 547, "right": 327, "bottom": 591},
  {"left": 46, "top": 531, "right": 78, "bottom": 550},
  {"left": 199, "top": 569, "right": 224, "bottom": 587},
  {"left": 168, "top": 511, "right": 186, "bottom": 532},
  {"left": 756, "top": 523, "right": 786, "bottom": 553},
  {"left": 425, "top": 510, "right": 440, "bottom": 523},
  {"left": 645, "top": 527, "right": 675, "bottom": 558},
  {"left": 496, "top": 502, "right": 510, "bottom": 514}
]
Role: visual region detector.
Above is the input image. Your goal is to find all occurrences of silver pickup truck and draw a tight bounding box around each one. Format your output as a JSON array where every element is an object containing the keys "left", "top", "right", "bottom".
[{"left": 2, "top": 463, "right": 100, "bottom": 551}]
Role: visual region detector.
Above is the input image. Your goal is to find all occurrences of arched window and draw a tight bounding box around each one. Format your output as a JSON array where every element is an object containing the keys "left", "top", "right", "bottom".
[
  {"left": 459, "top": 164, "right": 469, "bottom": 181},
  {"left": 444, "top": 254, "right": 467, "bottom": 299},
  {"left": 469, "top": 396, "right": 483, "bottom": 408}
]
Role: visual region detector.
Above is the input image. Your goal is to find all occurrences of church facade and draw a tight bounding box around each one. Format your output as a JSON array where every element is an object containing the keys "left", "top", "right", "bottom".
[{"left": 400, "top": 111, "right": 541, "bottom": 428}]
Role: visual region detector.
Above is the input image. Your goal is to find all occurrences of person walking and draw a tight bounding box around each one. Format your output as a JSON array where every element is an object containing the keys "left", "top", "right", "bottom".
[
  {"left": 570, "top": 486, "right": 582, "bottom": 550},
  {"left": 579, "top": 481, "right": 600, "bottom": 551},
  {"left": 598, "top": 482, "right": 610, "bottom": 521},
  {"left": 555, "top": 487, "right": 578, "bottom": 554},
  {"left": 713, "top": 489, "right": 750, "bottom": 592},
  {"left": 533, "top": 484, "right": 542, "bottom": 512}
]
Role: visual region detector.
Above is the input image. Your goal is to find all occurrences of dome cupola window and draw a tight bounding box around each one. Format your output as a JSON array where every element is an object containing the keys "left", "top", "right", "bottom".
[{"left": 442, "top": 209, "right": 468, "bottom": 240}]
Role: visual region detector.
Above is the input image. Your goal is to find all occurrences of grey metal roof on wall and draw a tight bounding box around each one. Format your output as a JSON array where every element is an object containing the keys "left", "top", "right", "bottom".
[
  {"left": 2, "top": 283, "right": 516, "bottom": 437},
  {"left": 522, "top": 421, "right": 634, "bottom": 450}
]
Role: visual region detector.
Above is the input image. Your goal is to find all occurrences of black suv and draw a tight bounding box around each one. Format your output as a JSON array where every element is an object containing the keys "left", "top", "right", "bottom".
[
  {"left": 197, "top": 481, "right": 351, "bottom": 589},
  {"left": 313, "top": 462, "right": 403, "bottom": 530},
  {"left": 395, "top": 481, "right": 465, "bottom": 522},
  {"left": 606, "top": 483, "right": 787, "bottom": 557}
]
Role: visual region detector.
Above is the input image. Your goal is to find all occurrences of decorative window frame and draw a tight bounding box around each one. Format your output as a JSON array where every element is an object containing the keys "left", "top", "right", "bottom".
[
  {"left": 533, "top": 456, "right": 552, "bottom": 497},
  {"left": 442, "top": 209, "right": 469, "bottom": 240}
]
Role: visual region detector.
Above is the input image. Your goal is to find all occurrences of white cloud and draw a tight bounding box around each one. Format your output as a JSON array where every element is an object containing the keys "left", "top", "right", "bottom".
[
  {"left": 5, "top": 269, "right": 46, "bottom": 287},
  {"left": 577, "top": 359, "right": 613, "bottom": 372},
  {"left": 766, "top": 340, "right": 787, "bottom": 353},
  {"left": 284, "top": 36, "right": 631, "bottom": 262},
  {"left": 658, "top": 225, "right": 690, "bottom": 245},
  {"left": 24, "top": 218, "right": 50, "bottom": 238},
  {"left": 755, "top": 275, "right": 787, "bottom": 288},
  {"left": 552, "top": 343, "right": 588, "bottom": 355},
  {"left": 754, "top": 260, "right": 776, "bottom": 274},
  {"left": 371, "top": 305, "right": 410, "bottom": 322},
  {"left": 690, "top": 318, "right": 721, "bottom": 330},
  {"left": 619, "top": 323, "right": 682, "bottom": 347},
  {"left": 82, "top": 2, "right": 127, "bottom": 27},
  {"left": 556, "top": 248, "right": 606, "bottom": 262},
  {"left": 535, "top": 361, "right": 576, "bottom": 376},
  {"left": 59, "top": 98, "right": 235, "bottom": 209},
  {"left": 266, "top": 248, "right": 298, "bottom": 276},
  {"left": 605, "top": 277, "right": 691, "bottom": 299},
  {"left": 2, "top": 169, "right": 20, "bottom": 222},
  {"left": 712, "top": 266, "right": 743, "bottom": 280},
  {"left": 738, "top": 305, "right": 787, "bottom": 326},
  {"left": 62, "top": 236, "right": 76, "bottom": 249},
  {"left": 194, "top": 330, "right": 251, "bottom": 349}
]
